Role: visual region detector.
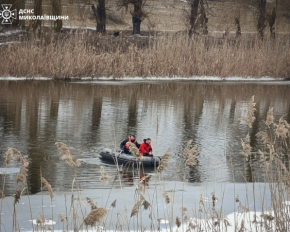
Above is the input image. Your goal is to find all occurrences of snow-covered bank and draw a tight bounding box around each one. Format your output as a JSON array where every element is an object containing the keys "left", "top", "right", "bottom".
[{"left": 0, "top": 76, "right": 288, "bottom": 82}]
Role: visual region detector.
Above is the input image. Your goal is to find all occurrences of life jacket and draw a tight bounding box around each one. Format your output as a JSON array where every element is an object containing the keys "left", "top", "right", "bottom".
[
  {"left": 125, "top": 137, "right": 137, "bottom": 149},
  {"left": 139, "top": 143, "right": 152, "bottom": 156}
]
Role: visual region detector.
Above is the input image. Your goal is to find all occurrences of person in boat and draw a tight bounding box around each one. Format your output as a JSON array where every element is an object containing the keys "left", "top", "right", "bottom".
[
  {"left": 120, "top": 135, "right": 140, "bottom": 154},
  {"left": 139, "top": 138, "right": 153, "bottom": 156}
]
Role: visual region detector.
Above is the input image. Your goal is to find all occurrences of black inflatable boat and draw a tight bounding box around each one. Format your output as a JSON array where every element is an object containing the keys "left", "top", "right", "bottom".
[{"left": 99, "top": 148, "right": 161, "bottom": 167}]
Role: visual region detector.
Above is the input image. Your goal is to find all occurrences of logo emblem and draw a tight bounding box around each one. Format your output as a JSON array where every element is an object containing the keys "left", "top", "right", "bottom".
[{"left": 0, "top": 4, "right": 17, "bottom": 24}]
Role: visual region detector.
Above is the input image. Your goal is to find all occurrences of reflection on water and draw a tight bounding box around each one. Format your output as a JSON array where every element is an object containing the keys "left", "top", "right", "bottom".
[{"left": 0, "top": 80, "right": 290, "bottom": 196}]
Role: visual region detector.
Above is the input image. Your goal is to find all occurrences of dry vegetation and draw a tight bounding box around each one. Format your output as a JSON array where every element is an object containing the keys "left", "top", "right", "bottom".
[
  {"left": 1, "top": 97, "right": 290, "bottom": 231},
  {"left": 0, "top": 31, "right": 289, "bottom": 79}
]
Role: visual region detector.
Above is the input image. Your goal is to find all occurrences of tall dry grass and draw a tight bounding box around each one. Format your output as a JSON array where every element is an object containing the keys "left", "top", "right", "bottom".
[
  {"left": 0, "top": 31, "right": 289, "bottom": 79},
  {"left": 1, "top": 96, "right": 290, "bottom": 231}
]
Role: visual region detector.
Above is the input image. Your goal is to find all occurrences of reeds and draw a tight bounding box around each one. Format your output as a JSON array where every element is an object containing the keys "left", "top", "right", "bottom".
[
  {"left": 157, "top": 153, "right": 170, "bottom": 173},
  {"left": 84, "top": 208, "right": 108, "bottom": 227},
  {"left": 183, "top": 140, "right": 198, "bottom": 167},
  {"left": 55, "top": 142, "right": 81, "bottom": 167},
  {"left": 0, "top": 33, "right": 289, "bottom": 79},
  {"left": 41, "top": 177, "right": 54, "bottom": 199},
  {"left": 127, "top": 142, "right": 143, "bottom": 161}
]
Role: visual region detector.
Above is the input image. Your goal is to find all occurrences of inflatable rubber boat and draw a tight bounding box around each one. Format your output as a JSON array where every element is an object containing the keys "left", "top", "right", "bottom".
[{"left": 99, "top": 148, "right": 161, "bottom": 167}]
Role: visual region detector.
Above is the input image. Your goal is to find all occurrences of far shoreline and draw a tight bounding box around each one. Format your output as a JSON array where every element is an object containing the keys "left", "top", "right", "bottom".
[{"left": 0, "top": 76, "right": 289, "bottom": 82}]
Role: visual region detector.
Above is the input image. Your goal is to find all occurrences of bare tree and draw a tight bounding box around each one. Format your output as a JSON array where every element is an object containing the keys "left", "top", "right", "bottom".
[
  {"left": 267, "top": 7, "right": 276, "bottom": 39},
  {"left": 187, "top": 0, "right": 208, "bottom": 36},
  {"left": 188, "top": 0, "right": 200, "bottom": 37},
  {"left": 33, "top": 0, "right": 42, "bottom": 31},
  {"left": 118, "top": 0, "right": 148, "bottom": 35},
  {"left": 257, "top": 0, "right": 266, "bottom": 39},
  {"left": 92, "top": 0, "right": 106, "bottom": 33},
  {"left": 51, "top": 0, "right": 63, "bottom": 32}
]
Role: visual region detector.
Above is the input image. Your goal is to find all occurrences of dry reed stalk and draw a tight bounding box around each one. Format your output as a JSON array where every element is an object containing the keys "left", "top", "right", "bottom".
[
  {"left": 142, "top": 199, "right": 150, "bottom": 210},
  {"left": 127, "top": 142, "right": 143, "bottom": 161},
  {"left": 266, "top": 107, "right": 275, "bottom": 126},
  {"left": 162, "top": 192, "right": 170, "bottom": 204},
  {"left": 36, "top": 212, "right": 45, "bottom": 225},
  {"left": 157, "top": 153, "right": 170, "bottom": 173},
  {"left": 84, "top": 208, "right": 108, "bottom": 227},
  {"left": 100, "top": 166, "right": 111, "bottom": 182},
  {"left": 14, "top": 188, "right": 22, "bottom": 204},
  {"left": 256, "top": 131, "right": 272, "bottom": 145},
  {"left": 86, "top": 197, "right": 97, "bottom": 210},
  {"left": 111, "top": 199, "right": 117, "bottom": 208},
  {"left": 240, "top": 134, "right": 251, "bottom": 158},
  {"left": 130, "top": 200, "right": 142, "bottom": 217},
  {"left": 55, "top": 142, "right": 81, "bottom": 167},
  {"left": 41, "top": 177, "right": 54, "bottom": 199},
  {"left": 240, "top": 95, "right": 256, "bottom": 128},
  {"left": 1, "top": 34, "right": 290, "bottom": 79},
  {"left": 176, "top": 216, "right": 181, "bottom": 228},
  {"left": 0, "top": 189, "right": 4, "bottom": 199},
  {"left": 59, "top": 213, "right": 65, "bottom": 222},
  {"left": 275, "top": 116, "right": 288, "bottom": 139},
  {"left": 5, "top": 148, "right": 21, "bottom": 165},
  {"left": 183, "top": 140, "right": 198, "bottom": 166},
  {"left": 138, "top": 175, "right": 151, "bottom": 192}
]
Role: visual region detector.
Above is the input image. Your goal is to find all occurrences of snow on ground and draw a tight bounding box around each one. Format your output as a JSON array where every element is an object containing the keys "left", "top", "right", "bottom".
[{"left": 0, "top": 76, "right": 287, "bottom": 82}]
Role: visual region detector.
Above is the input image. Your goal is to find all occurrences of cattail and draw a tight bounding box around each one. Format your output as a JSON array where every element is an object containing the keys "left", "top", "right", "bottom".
[
  {"left": 157, "top": 153, "right": 170, "bottom": 173},
  {"left": 86, "top": 197, "right": 97, "bottom": 210},
  {"left": 84, "top": 208, "right": 108, "bottom": 227},
  {"left": 162, "top": 192, "right": 170, "bottom": 204},
  {"left": 41, "top": 177, "right": 54, "bottom": 199},
  {"left": 240, "top": 95, "right": 256, "bottom": 128},
  {"left": 265, "top": 107, "right": 274, "bottom": 126},
  {"left": 5, "top": 148, "right": 21, "bottom": 165},
  {"left": 130, "top": 200, "right": 142, "bottom": 217},
  {"left": 100, "top": 166, "right": 111, "bottom": 182},
  {"left": 0, "top": 189, "right": 5, "bottom": 199},
  {"left": 111, "top": 199, "right": 117, "bottom": 208},
  {"left": 176, "top": 216, "right": 181, "bottom": 228}
]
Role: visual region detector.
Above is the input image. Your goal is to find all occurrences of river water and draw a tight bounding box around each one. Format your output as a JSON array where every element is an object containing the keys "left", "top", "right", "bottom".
[{"left": 0, "top": 80, "right": 290, "bottom": 231}]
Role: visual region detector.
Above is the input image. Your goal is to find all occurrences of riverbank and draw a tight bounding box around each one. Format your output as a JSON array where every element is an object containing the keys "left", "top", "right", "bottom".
[{"left": 0, "top": 29, "right": 289, "bottom": 79}]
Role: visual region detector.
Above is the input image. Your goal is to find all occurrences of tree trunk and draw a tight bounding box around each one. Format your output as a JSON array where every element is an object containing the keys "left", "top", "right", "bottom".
[
  {"left": 257, "top": 0, "right": 266, "bottom": 39},
  {"left": 268, "top": 7, "right": 276, "bottom": 39},
  {"left": 33, "top": 0, "right": 42, "bottom": 31},
  {"left": 235, "top": 17, "right": 241, "bottom": 37},
  {"left": 132, "top": 0, "right": 142, "bottom": 35},
  {"left": 200, "top": 0, "right": 208, "bottom": 35},
  {"left": 92, "top": 0, "right": 106, "bottom": 33},
  {"left": 188, "top": 0, "right": 200, "bottom": 37},
  {"left": 51, "top": 0, "right": 63, "bottom": 32}
]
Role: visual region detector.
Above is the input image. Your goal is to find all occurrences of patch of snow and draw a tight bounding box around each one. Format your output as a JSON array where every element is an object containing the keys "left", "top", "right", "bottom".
[
  {"left": 0, "top": 29, "right": 23, "bottom": 36},
  {"left": 29, "top": 219, "right": 56, "bottom": 226},
  {"left": 0, "top": 76, "right": 287, "bottom": 82},
  {"left": 0, "top": 41, "right": 21, "bottom": 46}
]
